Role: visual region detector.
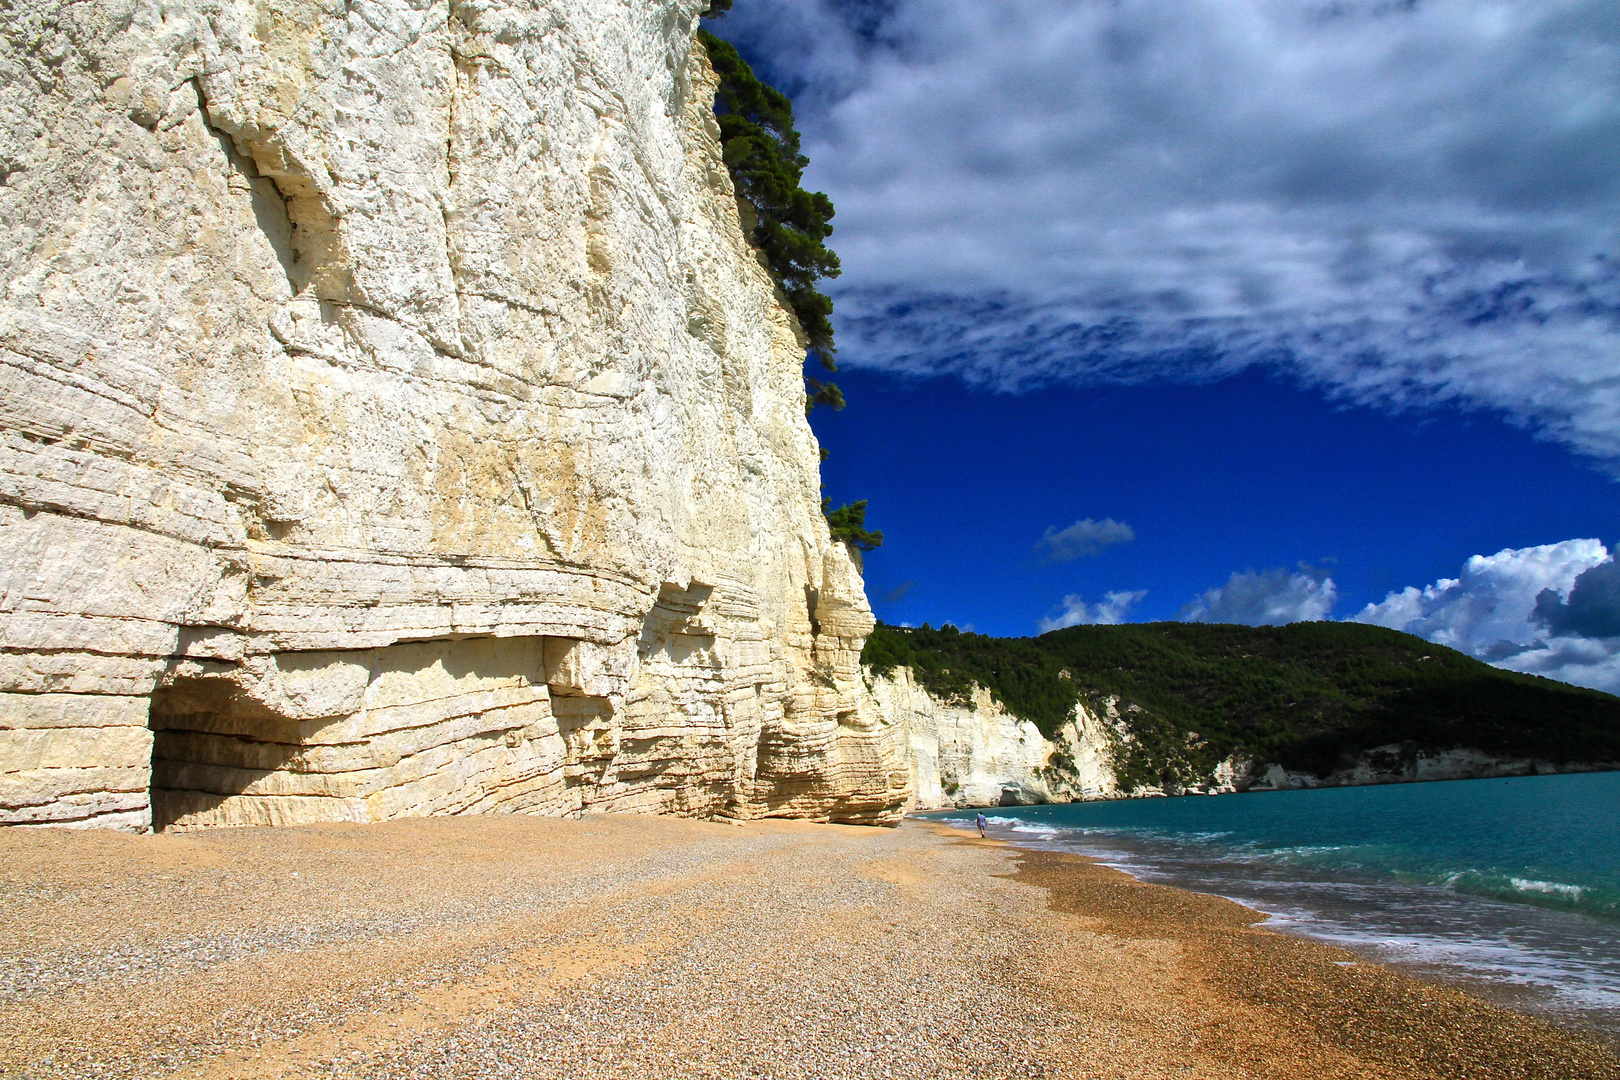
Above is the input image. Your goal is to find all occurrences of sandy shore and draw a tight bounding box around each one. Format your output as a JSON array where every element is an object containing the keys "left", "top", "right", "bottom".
[{"left": 1, "top": 816, "right": 1615, "bottom": 1080}]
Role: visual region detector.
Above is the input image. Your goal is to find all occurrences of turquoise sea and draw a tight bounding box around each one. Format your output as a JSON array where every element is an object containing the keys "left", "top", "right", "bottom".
[{"left": 926, "top": 771, "right": 1620, "bottom": 1041}]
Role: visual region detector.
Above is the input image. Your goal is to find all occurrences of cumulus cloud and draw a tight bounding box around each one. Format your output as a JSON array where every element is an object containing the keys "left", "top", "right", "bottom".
[
  {"left": 1180, "top": 566, "right": 1338, "bottom": 625},
  {"left": 1534, "top": 559, "right": 1620, "bottom": 639},
  {"left": 1031, "top": 541, "right": 1620, "bottom": 690},
  {"left": 1038, "top": 589, "right": 1146, "bottom": 632},
  {"left": 1033, "top": 517, "right": 1135, "bottom": 563},
  {"left": 716, "top": 0, "right": 1620, "bottom": 465},
  {"left": 1352, "top": 539, "right": 1620, "bottom": 693},
  {"left": 1353, "top": 539, "right": 1605, "bottom": 652},
  {"left": 1500, "top": 636, "right": 1620, "bottom": 696}
]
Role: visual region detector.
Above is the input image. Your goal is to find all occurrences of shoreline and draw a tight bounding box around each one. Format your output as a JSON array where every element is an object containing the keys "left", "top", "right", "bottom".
[
  {"left": 910, "top": 759, "right": 1620, "bottom": 813},
  {"left": 977, "top": 826, "right": 1620, "bottom": 1076},
  {"left": 3, "top": 815, "right": 1617, "bottom": 1079},
  {"left": 918, "top": 778, "right": 1620, "bottom": 1047}
]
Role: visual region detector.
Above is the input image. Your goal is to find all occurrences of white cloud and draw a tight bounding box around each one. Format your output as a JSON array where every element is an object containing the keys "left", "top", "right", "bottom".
[
  {"left": 1180, "top": 566, "right": 1337, "bottom": 625},
  {"left": 1533, "top": 557, "right": 1620, "bottom": 638},
  {"left": 1039, "top": 589, "right": 1146, "bottom": 632},
  {"left": 1351, "top": 539, "right": 1620, "bottom": 693},
  {"left": 1497, "top": 636, "right": 1620, "bottom": 696},
  {"left": 1026, "top": 540, "right": 1620, "bottom": 690},
  {"left": 1352, "top": 539, "right": 1605, "bottom": 651},
  {"left": 1033, "top": 517, "right": 1135, "bottom": 563},
  {"left": 715, "top": 0, "right": 1620, "bottom": 466}
]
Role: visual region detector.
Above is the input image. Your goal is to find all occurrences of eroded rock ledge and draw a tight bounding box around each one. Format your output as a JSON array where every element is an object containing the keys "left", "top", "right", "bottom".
[{"left": 0, "top": 0, "right": 910, "bottom": 830}]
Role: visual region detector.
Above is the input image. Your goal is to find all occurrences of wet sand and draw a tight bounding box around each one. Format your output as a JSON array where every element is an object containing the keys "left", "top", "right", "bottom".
[{"left": 1, "top": 815, "right": 1615, "bottom": 1080}]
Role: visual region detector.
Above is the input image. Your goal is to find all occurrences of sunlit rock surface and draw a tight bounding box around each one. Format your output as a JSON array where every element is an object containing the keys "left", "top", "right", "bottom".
[
  {"left": 0, "top": 0, "right": 910, "bottom": 830},
  {"left": 867, "top": 668, "right": 1122, "bottom": 809},
  {"left": 874, "top": 666, "right": 1613, "bottom": 808}
]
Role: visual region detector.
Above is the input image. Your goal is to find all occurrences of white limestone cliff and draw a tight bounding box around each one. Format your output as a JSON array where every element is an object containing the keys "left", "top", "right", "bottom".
[
  {"left": 1238, "top": 745, "right": 1620, "bottom": 792},
  {"left": 868, "top": 668, "right": 1123, "bottom": 809},
  {"left": 873, "top": 668, "right": 1614, "bottom": 810},
  {"left": 0, "top": 0, "right": 912, "bottom": 831}
]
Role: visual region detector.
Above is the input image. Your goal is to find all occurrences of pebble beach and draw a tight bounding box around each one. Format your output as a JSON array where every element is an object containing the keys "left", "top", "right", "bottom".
[{"left": 2, "top": 815, "right": 1615, "bottom": 1080}]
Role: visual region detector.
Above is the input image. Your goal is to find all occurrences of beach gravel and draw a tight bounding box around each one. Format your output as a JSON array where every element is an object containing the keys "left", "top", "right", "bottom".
[{"left": 0, "top": 816, "right": 1614, "bottom": 1080}]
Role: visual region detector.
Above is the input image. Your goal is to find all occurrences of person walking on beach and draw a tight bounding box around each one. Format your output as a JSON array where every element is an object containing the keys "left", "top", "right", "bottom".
[{"left": 976, "top": 812, "right": 988, "bottom": 838}]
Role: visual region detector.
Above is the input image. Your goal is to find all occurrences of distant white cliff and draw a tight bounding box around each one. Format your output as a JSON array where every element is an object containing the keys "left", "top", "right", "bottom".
[
  {"left": 865, "top": 667, "right": 1120, "bottom": 808},
  {"left": 868, "top": 667, "right": 1616, "bottom": 810}
]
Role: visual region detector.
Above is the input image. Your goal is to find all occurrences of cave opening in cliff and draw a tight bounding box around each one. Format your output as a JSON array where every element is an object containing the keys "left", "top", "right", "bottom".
[{"left": 146, "top": 680, "right": 304, "bottom": 832}]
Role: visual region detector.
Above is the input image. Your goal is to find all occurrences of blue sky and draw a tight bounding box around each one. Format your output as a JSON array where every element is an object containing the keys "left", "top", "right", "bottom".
[
  {"left": 706, "top": 0, "right": 1620, "bottom": 692},
  {"left": 817, "top": 367, "right": 1619, "bottom": 628}
]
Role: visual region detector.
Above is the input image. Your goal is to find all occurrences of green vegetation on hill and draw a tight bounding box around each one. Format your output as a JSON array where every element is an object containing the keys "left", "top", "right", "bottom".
[
  {"left": 863, "top": 621, "right": 1620, "bottom": 791},
  {"left": 863, "top": 623, "right": 1075, "bottom": 735}
]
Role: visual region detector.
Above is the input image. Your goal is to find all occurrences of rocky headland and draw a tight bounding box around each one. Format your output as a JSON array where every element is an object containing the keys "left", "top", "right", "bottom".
[
  {"left": 6, "top": 9, "right": 1620, "bottom": 1077},
  {"left": 0, "top": 0, "right": 907, "bottom": 831},
  {"left": 867, "top": 622, "right": 1620, "bottom": 809}
]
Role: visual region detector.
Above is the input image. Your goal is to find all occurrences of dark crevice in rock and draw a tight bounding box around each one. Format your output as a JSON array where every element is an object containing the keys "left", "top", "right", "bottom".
[{"left": 191, "top": 78, "right": 300, "bottom": 296}]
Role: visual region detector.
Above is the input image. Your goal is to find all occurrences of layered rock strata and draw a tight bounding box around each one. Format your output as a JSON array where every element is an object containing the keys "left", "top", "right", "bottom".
[{"left": 0, "top": 0, "right": 911, "bottom": 830}]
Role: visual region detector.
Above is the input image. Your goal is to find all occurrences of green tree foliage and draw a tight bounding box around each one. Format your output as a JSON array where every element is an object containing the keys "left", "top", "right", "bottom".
[
  {"left": 804, "top": 377, "right": 845, "bottom": 414},
  {"left": 823, "top": 497, "right": 884, "bottom": 552},
  {"left": 699, "top": 19, "right": 879, "bottom": 553},
  {"left": 704, "top": 0, "right": 734, "bottom": 14},
  {"left": 863, "top": 624, "right": 1074, "bottom": 735},
  {"left": 697, "top": 30, "right": 842, "bottom": 391},
  {"left": 862, "top": 621, "right": 1620, "bottom": 792}
]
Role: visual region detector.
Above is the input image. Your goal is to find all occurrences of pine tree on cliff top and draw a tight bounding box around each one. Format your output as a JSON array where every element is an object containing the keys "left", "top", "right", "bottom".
[
  {"left": 700, "top": 15, "right": 880, "bottom": 552},
  {"left": 697, "top": 29, "right": 841, "bottom": 391},
  {"left": 822, "top": 497, "right": 883, "bottom": 553}
]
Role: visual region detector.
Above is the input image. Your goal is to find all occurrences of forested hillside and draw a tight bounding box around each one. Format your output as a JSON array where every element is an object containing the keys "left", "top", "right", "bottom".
[{"left": 863, "top": 622, "right": 1620, "bottom": 791}]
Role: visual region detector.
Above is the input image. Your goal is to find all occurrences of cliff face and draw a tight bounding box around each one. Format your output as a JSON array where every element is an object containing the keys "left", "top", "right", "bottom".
[
  {"left": 879, "top": 668, "right": 1612, "bottom": 810},
  {"left": 869, "top": 668, "right": 1122, "bottom": 809},
  {"left": 0, "top": 0, "right": 911, "bottom": 830}
]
